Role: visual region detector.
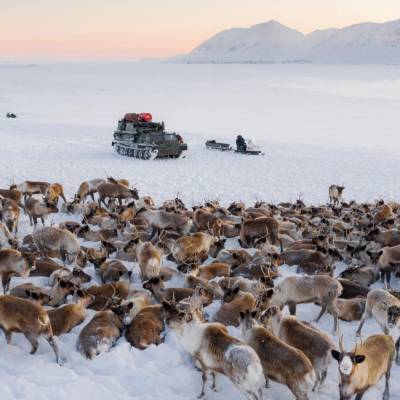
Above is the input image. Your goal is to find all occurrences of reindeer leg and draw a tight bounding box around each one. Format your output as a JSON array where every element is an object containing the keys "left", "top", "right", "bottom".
[
  {"left": 24, "top": 332, "right": 39, "bottom": 354},
  {"left": 383, "top": 361, "right": 392, "bottom": 400},
  {"left": 288, "top": 302, "right": 297, "bottom": 315},
  {"left": 356, "top": 314, "right": 368, "bottom": 337},
  {"left": 4, "top": 329, "right": 12, "bottom": 344},
  {"left": 315, "top": 304, "right": 327, "bottom": 323},
  {"left": 198, "top": 368, "right": 208, "bottom": 399},
  {"left": 211, "top": 372, "right": 220, "bottom": 392},
  {"left": 46, "top": 336, "right": 60, "bottom": 364},
  {"left": 355, "top": 391, "right": 365, "bottom": 400},
  {"left": 395, "top": 337, "right": 400, "bottom": 365}
]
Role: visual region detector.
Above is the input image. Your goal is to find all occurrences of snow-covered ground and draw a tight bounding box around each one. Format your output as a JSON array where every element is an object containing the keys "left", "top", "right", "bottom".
[{"left": 1, "top": 62, "right": 400, "bottom": 399}]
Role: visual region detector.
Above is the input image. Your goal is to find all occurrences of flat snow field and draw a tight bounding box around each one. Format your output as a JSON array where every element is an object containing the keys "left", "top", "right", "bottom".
[{"left": 0, "top": 62, "right": 400, "bottom": 399}]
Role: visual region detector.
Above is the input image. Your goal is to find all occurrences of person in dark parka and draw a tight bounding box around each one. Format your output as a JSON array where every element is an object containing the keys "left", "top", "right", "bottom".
[{"left": 236, "top": 135, "right": 247, "bottom": 152}]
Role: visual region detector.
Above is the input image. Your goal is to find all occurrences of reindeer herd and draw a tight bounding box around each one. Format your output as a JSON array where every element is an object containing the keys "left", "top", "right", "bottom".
[{"left": 1, "top": 179, "right": 400, "bottom": 399}]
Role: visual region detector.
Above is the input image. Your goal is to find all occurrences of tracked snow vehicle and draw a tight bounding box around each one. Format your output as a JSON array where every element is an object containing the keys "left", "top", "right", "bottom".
[{"left": 112, "top": 113, "right": 187, "bottom": 160}]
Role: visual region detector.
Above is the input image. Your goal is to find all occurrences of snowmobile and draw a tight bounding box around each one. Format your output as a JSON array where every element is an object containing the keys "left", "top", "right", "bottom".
[
  {"left": 205, "top": 139, "right": 264, "bottom": 156},
  {"left": 112, "top": 113, "right": 187, "bottom": 160},
  {"left": 6, "top": 113, "right": 17, "bottom": 118}
]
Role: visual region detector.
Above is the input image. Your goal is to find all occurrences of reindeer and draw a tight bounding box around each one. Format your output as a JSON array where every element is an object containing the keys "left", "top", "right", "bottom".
[
  {"left": 143, "top": 276, "right": 194, "bottom": 304},
  {"left": 331, "top": 334, "right": 394, "bottom": 400},
  {"left": 329, "top": 185, "right": 345, "bottom": 207},
  {"left": 257, "top": 275, "right": 342, "bottom": 333},
  {"left": 76, "top": 178, "right": 106, "bottom": 203},
  {"left": 0, "top": 223, "right": 18, "bottom": 249},
  {"left": 32, "top": 226, "right": 82, "bottom": 265},
  {"left": 123, "top": 302, "right": 175, "bottom": 349},
  {"left": 77, "top": 309, "right": 123, "bottom": 359},
  {"left": 0, "top": 248, "right": 36, "bottom": 292},
  {"left": 141, "top": 209, "right": 193, "bottom": 236},
  {"left": 10, "top": 283, "right": 51, "bottom": 305},
  {"left": 168, "top": 308, "right": 265, "bottom": 400},
  {"left": 213, "top": 287, "right": 256, "bottom": 327},
  {"left": 239, "top": 216, "right": 279, "bottom": 248},
  {"left": 0, "top": 295, "right": 59, "bottom": 363},
  {"left": 240, "top": 309, "right": 316, "bottom": 400},
  {"left": 98, "top": 259, "right": 130, "bottom": 283},
  {"left": 356, "top": 288, "right": 400, "bottom": 337},
  {"left": 1, "top": 198, "right": 20, "bottom": 233},
  {"left": 261, "top": 306, "right": 334, "bottom": 390},
  {"left": 25, "top": 197, "right": 58, "bottom": 226},
  {"left": 193, "top": 208, "right": 223, "bottom": 238},
  {"left": 10, "top": 181, "right": 50, "bottom": 200},
  {"left": 86, "top": 281, "right": 130, "bottom": 311},
  {"left": 97, "top": 183, "right": 138, "bottom": 207},
  {"left": 44, "top": 183, "right": 67, "bottom": 206},
  {"left": 47, "top": 289, "right": 95, "bottom": 336},
  {"left": 136, "top": 241, "right": 161, "bottom": 281},
  {"left": 170, "top": 232, "right": 217, "bottom": 265}
]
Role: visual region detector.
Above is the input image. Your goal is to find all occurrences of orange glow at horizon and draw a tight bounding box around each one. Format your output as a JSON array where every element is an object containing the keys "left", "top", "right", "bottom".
[{"left": 2, "top": 0, "right": 400, "bottom": 60}]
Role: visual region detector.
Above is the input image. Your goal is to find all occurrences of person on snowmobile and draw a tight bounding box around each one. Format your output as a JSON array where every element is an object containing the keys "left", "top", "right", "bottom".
[{"left": 236, "top": 135, "right": 247, "bottom": 152}]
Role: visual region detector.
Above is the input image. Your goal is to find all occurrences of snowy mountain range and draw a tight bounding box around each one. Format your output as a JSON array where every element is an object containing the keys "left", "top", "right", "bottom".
[{"left": 174, "top": 19, "right": 400, "bottom": 64}]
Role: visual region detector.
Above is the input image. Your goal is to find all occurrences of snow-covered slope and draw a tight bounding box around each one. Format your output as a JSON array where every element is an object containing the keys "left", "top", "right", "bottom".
[{"left": 176, "top": 19, "right": 400, "bottom": 64}]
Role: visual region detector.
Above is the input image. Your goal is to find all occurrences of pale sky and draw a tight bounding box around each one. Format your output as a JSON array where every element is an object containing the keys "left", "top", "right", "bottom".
[{"left": 1, "top": 0, "right": 400, "bottom": 60}]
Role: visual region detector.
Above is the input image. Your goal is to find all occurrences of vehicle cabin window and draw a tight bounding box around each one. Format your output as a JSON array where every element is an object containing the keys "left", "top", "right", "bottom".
[
  {"left": 165, "top": 134, "right": 176, "bottom": 141},
  {"left": 126, "top": 122, "right": 134, "bottom": 131}
]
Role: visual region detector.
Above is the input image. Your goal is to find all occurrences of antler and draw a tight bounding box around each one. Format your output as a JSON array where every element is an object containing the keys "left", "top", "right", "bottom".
[{"left": 339, "top": 334, "right": 345, "bottom": 353}]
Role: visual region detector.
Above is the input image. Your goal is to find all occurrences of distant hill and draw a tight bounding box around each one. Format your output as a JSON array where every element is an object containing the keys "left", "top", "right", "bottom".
[{"left": 173, "top": 19, "right": 400, "bottom": 64}]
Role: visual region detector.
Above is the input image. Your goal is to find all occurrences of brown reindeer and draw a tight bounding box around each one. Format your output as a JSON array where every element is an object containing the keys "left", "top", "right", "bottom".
[
  {"left": 239, "top": 216, "right": 279, "bottom": 248},
  {"left": 240, "top": 310, "right": 315, "bottom": 400},
  {"left": 25, "top": 197, "right": 58, "bottom": 226},
  {"left": 10, "top": 283, "right": 51, "bottom": 305},
  {"left": 1, "top": 198, "right": 20, "bottom": 233},
  {"left": 331, "top": 334, "right": 394, "bottom": 400},
  {"left": 76, "top": 178, "right": 106, "bottom": 203},
  {"left": 213, "top": 287, "right": 256, "bottom": 327},
  {"left": 261, "top": 306, "right": 334, "bottom": 390},
  {"left": 44, "top": 183, "right": 67, "bottom": 206},
  {"left": 97, "top": 183, "right": 138, "bottom": 207},
  {"left": 10, "top": 181, "right": 50, "bottom": 199},
  {"left": 0, "top": 295, "right": 59, "bottom": 363},
  {"left": 47, "top": 289, "right": 95, "bottom": 336}
]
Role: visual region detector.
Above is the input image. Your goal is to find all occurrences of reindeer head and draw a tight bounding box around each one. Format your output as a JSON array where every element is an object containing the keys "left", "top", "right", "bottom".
[
  {"left": 388, "top": 305, "right": 400, "bottom": 329},
  {"left": 239, "top": 309, "right": 259, "bottom": 336},
  {"left": 260, "top": 306, "right": 281, "bottom": 332},
  {"left": 331, "top": 337, "right": 365, "bottom": 379},
  {"left": 129, "top": 188, "right": 139, "bottom": 200}
]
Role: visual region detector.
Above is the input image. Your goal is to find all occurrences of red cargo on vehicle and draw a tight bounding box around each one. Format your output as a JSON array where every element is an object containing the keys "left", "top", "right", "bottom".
[
  {"left": 139, "top": 113, "right": 152, "bottom": 122},
  {"left": 124, "top": 113, "right": 152, "bottom": 122}
]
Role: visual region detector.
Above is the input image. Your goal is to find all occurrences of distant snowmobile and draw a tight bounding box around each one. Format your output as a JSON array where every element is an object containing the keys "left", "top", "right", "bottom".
[
  {"left": 205, "top": 137, "right": 264, "bottom": 156},
  {"left": 6, "top": 113, "right": 17, "bottom": 118}
]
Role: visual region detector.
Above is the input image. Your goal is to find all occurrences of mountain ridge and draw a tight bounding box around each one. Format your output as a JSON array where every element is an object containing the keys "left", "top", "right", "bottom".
[{"left": 173, "top": 18, "right": 400, "bottom": 64}]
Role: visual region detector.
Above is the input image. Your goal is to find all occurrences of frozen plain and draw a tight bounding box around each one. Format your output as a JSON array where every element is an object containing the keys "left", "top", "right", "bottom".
[{"left": 0, "top": 62, "right": 400, "bottom": 399}]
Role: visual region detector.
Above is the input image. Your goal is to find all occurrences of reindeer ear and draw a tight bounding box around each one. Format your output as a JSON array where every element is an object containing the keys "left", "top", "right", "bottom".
[
  {"left": 353, "top": 355, "right": 366, "bottom": 364},
  {"left": 331, "top": 350, "right": 342, "bottom": 362},
  {"left": 266, "top": 288, "right": 274, "bottom": 298},
  {"left": 185, "top": 313, "right": 193, "bottom": 323},
  {"left": 29, "top": 292, "right": 39, "bottom": 300}
]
